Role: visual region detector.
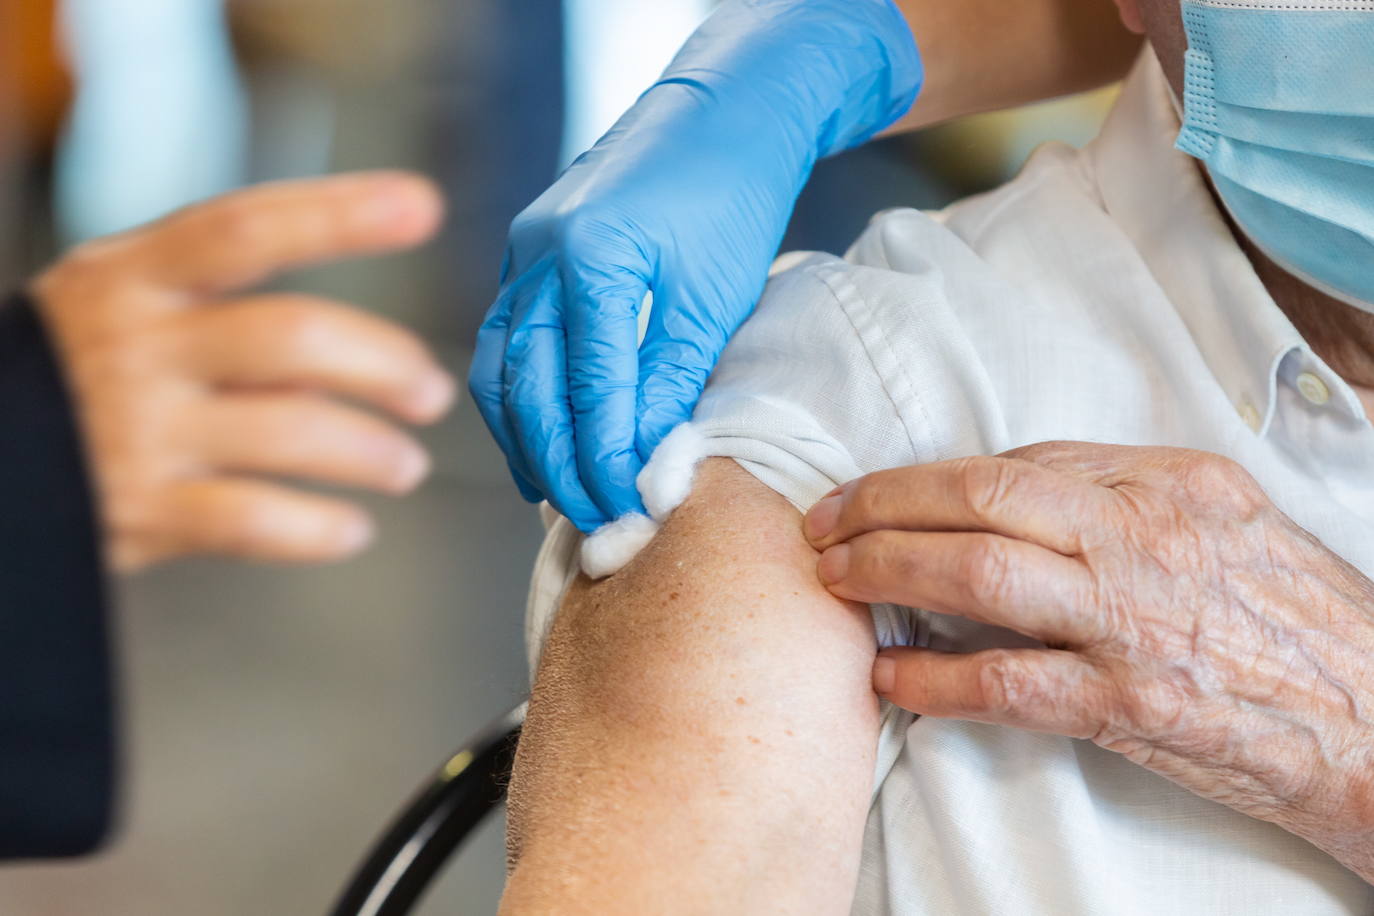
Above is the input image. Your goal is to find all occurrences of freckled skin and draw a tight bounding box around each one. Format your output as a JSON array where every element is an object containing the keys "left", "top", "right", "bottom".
[{"left": 503, "top": 460, "right": 880, "bottom": 913}]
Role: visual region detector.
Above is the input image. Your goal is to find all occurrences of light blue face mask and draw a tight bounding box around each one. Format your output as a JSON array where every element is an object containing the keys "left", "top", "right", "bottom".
[{"left": 1174, "top": 0, "right": 1374, "bottom": 311}]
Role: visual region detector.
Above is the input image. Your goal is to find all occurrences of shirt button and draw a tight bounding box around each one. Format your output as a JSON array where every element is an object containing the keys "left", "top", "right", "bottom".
[
  {"left": 1238, "top": 401, "right": 1262, "bottom": 432},
  {"left": 1296, "top": 371, "right": 1331, "bottom": 406}
]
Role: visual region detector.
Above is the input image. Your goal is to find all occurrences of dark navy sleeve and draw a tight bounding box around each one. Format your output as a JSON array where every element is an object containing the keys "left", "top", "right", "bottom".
[{"left": 0, "top": 290, "right": 115, "bottom": 858}]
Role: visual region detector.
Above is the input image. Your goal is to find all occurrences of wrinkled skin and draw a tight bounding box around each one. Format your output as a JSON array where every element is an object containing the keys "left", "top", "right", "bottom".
[
  {"left": 804, "top": 442, "right": 1374, "bottom": 880},
  {"left": 33, "top": 172, "right": 456, "bottom": 572}
]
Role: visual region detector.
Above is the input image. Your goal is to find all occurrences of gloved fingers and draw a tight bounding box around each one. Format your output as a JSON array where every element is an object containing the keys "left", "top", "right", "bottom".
[
  {"left": 503, "top": 268, "right": 607, "bottom": 532},
  {"left": 177, "top": 294, "right": 455, "bottom": 425},
  {"left": 192, "top": 393, "right": 431, "bottom": 495},
  {"left": 470, "top": 279, "right": 541, "bottom": 502},
  {"left": 634, "top": 361, "right": 706, "bottom": 464},
  {"left": 117, "top": 478, "right": 375, "bottom": 571},
  {"left": 634, "top": 299, "right": 729, "bottom": 462},
  {"left": 565, "top": 265, "right": 649, "bottom": 521}
]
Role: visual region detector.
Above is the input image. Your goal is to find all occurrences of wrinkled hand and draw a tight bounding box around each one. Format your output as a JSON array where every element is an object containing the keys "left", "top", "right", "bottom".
[
  {"left": 804, "top": 442, "right": 1374, "bottom": 880},
  {"left": 33, "top": 172, "right": 455, "bottom": 572}
]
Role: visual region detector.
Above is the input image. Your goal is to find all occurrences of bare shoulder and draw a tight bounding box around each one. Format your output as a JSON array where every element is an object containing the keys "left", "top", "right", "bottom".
[{"left": 561, "top": 458, "right": 825, "bottom": 626}]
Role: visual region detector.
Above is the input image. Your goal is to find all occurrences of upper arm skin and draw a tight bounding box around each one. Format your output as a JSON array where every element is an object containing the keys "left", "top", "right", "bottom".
[{"left": 501, "top": 459, "right": 882, "bottom": 914}]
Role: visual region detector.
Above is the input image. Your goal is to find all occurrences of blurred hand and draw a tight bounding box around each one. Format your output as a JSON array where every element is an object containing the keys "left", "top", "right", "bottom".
[
  {"left": 470, "top": 0, "right": 921, "bottom": 532},
  {"left": 33, "top": 172, "right": 455, "bottom": 573}
]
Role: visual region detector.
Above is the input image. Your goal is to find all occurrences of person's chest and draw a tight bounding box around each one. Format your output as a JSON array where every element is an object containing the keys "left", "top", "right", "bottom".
[
  {"left": 962, "top": 281, "right": 1374, "bottom": 580},
  {"left": 909, "top": 167, "right": 1374, "bottom": 580},
  {"left": 847, "top": 233, "right": 1374, "bottom": 916}
]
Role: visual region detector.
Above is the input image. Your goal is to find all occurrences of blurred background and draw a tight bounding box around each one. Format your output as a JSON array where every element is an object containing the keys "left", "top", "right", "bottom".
[{"left": 0, "top": 1, "right": 1114, "bottom": 912}]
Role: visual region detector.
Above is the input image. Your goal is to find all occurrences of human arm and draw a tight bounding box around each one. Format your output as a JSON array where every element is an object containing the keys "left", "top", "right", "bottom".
[
  {"left": 0, "top": 292, "right": 111, "bottom": 858},
  {"left": 892, "top": 0, "right": 1140, "bottom": 130},
  {"left": 501, "top": 459, "right": 882, "bottom": 913},
  {"left": 0, "top": 173, "right": 451, "bottom": 857},
  {"left": 471, "top": 0, "right": 1139, "bottom": 532},
  {"left": 804, "top": 443, "right": 1374, "bottom": 882}
]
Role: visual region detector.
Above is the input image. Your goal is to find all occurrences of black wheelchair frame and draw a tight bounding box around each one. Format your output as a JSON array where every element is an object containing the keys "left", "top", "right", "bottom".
[{"left": 330, "top": 703, "right": 526, "bottom": 916}]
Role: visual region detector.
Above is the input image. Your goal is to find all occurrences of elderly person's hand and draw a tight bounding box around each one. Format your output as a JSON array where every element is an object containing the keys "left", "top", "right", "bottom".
[
  {"left": 804, "top": 442, "right": 1374, "bottom": 882},
  {"left": 32, "top": 171, "right": 455, "bottom": 573}
]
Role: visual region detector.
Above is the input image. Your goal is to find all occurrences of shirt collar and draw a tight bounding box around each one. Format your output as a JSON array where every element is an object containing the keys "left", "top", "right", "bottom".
[{"left": 1082, "top": 50, "right": 1364, "bottom": 434}]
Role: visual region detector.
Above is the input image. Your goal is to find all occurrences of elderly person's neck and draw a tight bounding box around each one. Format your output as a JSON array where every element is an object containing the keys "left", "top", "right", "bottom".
[{"left": 1238, "top": 235, "right": 1374, "bottom": 418}]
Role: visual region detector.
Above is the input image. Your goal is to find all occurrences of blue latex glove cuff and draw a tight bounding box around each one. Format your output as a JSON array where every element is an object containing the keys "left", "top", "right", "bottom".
[{"left": 658, "top": 0, "right": 923, "bottom": 160}]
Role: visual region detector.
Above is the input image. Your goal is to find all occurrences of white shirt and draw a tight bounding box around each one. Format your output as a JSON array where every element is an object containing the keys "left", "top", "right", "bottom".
[{"left": 526, "top": 51, "right": 1374, "bottom": 913}]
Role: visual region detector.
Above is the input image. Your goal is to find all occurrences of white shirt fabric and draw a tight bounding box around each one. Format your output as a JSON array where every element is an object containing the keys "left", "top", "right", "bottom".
[{"left": 524, "top": 50, "right": 1374, "bottom": 913}]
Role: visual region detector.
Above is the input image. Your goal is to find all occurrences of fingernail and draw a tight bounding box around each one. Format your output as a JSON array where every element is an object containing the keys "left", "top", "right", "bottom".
[
  {"left": 411, "top": 371, "right": 456, "bottom": 422},
  {"left": 873, "top": 655, "right": 896, "bottom": 695},
  {"left": 362, "top": 175, "right": 435, "bottom": 232},
  {"left": 805, "top": 494, "right": 843, "bottom": 541},
  {"left": 361, "top": 182, "right": 409, "bottom": 228},
  {"left": 817, "top": 543, "right": 850, "bottom": 585},
  {"left": 392, "top": 448, "right": 431, "bottom": 492},
  {"left": 338, "top": 514, "right": 375, "bottom": 555}
]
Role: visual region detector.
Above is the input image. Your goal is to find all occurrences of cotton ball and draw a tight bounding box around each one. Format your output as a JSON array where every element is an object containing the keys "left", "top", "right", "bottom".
[
  {"left": 577, "top": 423, "right": 708, "bottom": 580},
  {"left": 580, "top": 512, "right": 659, "bottom": 580},
  {"left": 637, "top": 422, "right": 707, "bottom": 521}
]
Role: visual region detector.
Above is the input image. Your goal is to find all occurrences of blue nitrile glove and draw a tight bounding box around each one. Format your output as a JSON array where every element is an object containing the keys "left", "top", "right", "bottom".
[{"left": 470, "top": 0, "right": 922, "bottom": 532}]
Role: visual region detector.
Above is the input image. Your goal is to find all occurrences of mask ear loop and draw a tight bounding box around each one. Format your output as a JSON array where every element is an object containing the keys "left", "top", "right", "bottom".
[{"left": 1174, "top": 4, "right": 1220, "bottom": 161}]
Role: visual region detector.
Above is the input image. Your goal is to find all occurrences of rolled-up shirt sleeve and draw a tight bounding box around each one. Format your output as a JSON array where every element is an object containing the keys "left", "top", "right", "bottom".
[
  {"left": 528, "top": 253, "right": 913, "bottom": 665},
  {"left": 0, "top": 291, "right": 114, "bottom": 858},
  {"left": 681, "top": 248, "right": 1004, "bottom": 653},
  {"left": 525, "top": 239, "right": 1007, "bottom": 797},
  {"left": 543, "top": 238, "right": 999, "bottom": 610},
  {"left": 528, "top": 239, "right": 1011, "bottom": 658}
]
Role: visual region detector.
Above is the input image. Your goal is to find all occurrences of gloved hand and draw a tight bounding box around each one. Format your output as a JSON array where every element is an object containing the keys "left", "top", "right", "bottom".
[{"left": 470, "top": 0, "right": 922, "bottom": 532}]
